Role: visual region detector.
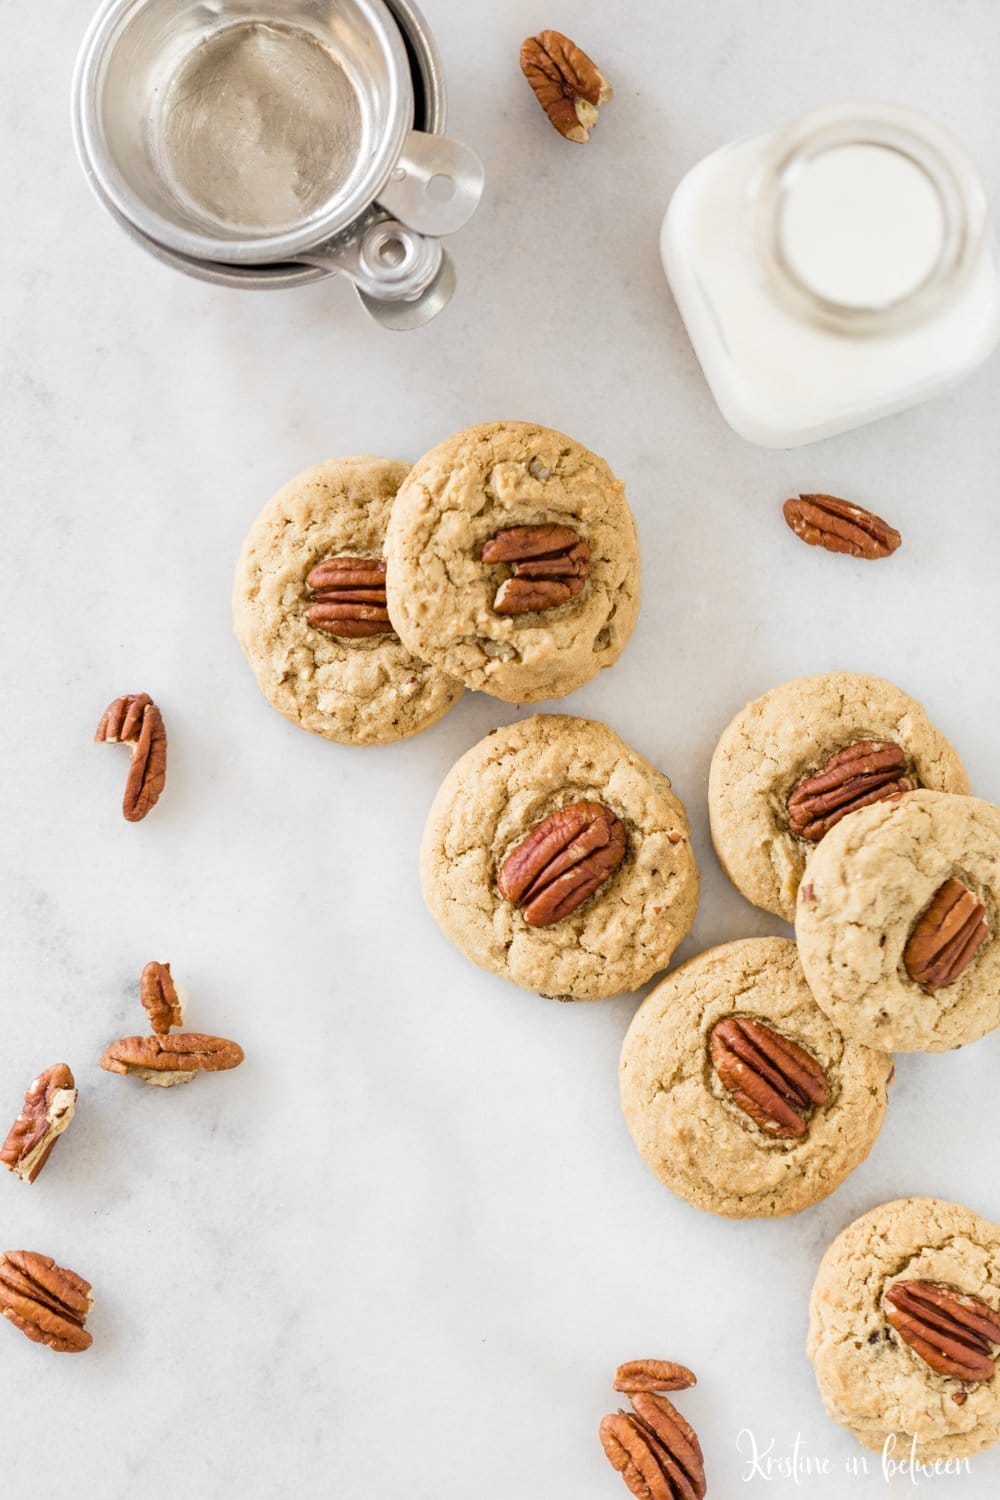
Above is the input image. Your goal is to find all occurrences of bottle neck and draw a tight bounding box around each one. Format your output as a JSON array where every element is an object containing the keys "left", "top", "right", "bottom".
[{"left": 754, "top": 103, "right": 987, "bottom": 337}]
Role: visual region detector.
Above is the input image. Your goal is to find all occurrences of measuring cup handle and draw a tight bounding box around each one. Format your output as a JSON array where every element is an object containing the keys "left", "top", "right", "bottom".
[
  {"left": 301, "top": 217, "right": 456, "bottom": 329},
  {"left": 377, "top": 131, "right": 485, "bottom": 237}
]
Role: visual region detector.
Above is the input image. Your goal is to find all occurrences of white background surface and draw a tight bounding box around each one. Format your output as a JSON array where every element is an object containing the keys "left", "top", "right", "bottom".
[{"left": 2, "top": 1, "right": 999, "bottom": 1495}]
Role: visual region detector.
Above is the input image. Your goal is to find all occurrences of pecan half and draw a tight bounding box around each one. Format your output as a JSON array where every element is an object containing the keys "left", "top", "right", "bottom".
[
  {"left": 885, "top": 1281, "right": 1000, "bottom": 1382},
  {"left": 0, "top": 1250, "right": 93, "bottom": 1353},
  {"left": 614, "top": 1360, "right": 697, "bottom": 1395},
  {"left": 482, "top": 524, "right": 590, "bottom": 615},
  {"left": 600, "top": 1392, "right": 706, "bottom": 1500},
  {"left": 520, "top": 31, "right": 612, "bottom": 144},
  {"left": 95, "top": 693, "right": 167, "bottom": 822},
  {"left": 0, "top": 1064, "right": 77, "bottom": 1184},
  {"left": 100, "top": 1033, "right": 244, "bottom": 1087},
  {"left": 903, "top": 878, "right": 989, "bottom": 991},
  {"left": 140, "top": 961, "right": 185, "bottom": 1035},
  {"left": 710, "top": 1017, "right": 829, "bottom": 1139},
  {"left": 305, "top": 557, "right": 394, "bottom": 639},
  {"left": 497, "top": 801, "right": 626, "bottom": 926},
  {"left": 783, "top": 494, "right": 901, "bottom": 559},
  {"left": 787, "top": 741, "right": 917, "bottom": 842}
]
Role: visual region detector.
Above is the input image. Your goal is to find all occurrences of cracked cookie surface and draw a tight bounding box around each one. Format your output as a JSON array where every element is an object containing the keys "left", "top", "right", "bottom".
[
  {"left": 809, "top": 1197, "right": 1000, "bottom": 1460},
  {"left": 420, "top": 715, "right": 698, "bottom": 1000},
  {"left": 233, "top": 458, "right": 463, "bottom": 746},
  {"left": 796, "top": 791, "right": 1000, "bottom": 1053},
  {"left": 708, "top": 673, "right": 969, "bottom": 920},
  {"left": 384, "top": 422, "right": 640, "bottom": 703},
  {"left": 619, "top": 938, "right": 892, "bottom": 1218}
]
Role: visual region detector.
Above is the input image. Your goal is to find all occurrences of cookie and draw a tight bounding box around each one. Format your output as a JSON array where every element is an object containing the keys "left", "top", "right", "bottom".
[
  {"left": 796, "top": 791, "right": 1000, "bottom": 1053},
  {"left": 384, "top": 422, "right": 640, "bottom": 703},
  {"left": 708, "top": 673, "right": 970, "bottom": 921},
  {"left": 233, "top": 458, "right": 463, "bottom": 746},
  {"left": 809, "top": 1197, "right": 1000, "bottom": 1460},
  {"left": 420, "top": 715, "right": 698, "bottom": 1000},
  {"left": 619, "top": 938, "right": 892, "bottom": 1218}
]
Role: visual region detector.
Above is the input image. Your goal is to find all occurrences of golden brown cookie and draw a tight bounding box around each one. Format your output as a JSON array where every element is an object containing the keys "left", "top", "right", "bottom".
[
  {"left": 384, "top": 422, "right": 640, "bottom": 703},
  {"left": 619, "top": 938, "right": 892, "bottom": 1218}
]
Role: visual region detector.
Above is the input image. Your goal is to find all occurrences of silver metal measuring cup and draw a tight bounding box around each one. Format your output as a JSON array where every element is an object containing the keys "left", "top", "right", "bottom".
[{"left": 72, "top": 0, "right": 485, "bottom": 327}]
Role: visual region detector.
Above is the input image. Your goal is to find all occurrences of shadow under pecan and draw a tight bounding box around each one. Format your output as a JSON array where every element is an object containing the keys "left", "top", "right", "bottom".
[
  {"left": 0, "top": 1064, "right": 77, "bottom": 1184},
  {"left": 0, "top": 1250, "right": 93, "bottom": 1353},
  {"left": 95, "top": 693, "right": 167, "bottom": 822},
  {"left": 885, "top": 1280, "right": 1000, "bottom": 1382}
]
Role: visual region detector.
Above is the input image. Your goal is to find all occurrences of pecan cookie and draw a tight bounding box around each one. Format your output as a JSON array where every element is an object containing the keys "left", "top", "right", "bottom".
[
  {"left": 384, "top": 422, "right": 640, "bottom": 703},
  {"left": 233, "top": 458, "right": 463, "bottom": 746},
  {"left": 420, "top": 715, "right": 698, "bottom": 1000},
  {"left": 809, "top": 1197, "right": 1000, "bottom": 1460},
  {"left": 708, "top": 673, "right": 969, "bottom": 920},
  {"left": 797, "top": 791, "right": 1000, "bottom": 1053},
  {"left": 619, "top": 938, "right": 892, "bottom": 1218}
]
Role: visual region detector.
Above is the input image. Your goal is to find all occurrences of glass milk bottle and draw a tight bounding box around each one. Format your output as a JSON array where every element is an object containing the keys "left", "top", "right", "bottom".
[{"left": 661, "top": 102, "right": 1000, "bottom": 447}]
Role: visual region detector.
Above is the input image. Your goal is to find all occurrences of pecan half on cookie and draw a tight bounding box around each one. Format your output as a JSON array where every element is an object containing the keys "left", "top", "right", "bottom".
[
  {"left": 710, "top": 1016, "right": 829, "bottom": 1139},
  {"left": 0, "top": 1064, "right": 77, "bottom": 1184},
  {"left": 787, "top": 741, "right": 917, "bottom": 842},
  {"left": 0, "top": 1250, "right": 93, "bottom": 1353},
  {"left": 100, "top": 1033, "right": 244, "bottom": 1087},
  {"left": 884, "top": 1280, "right": 1000, "bottom": 1382},
  {"left": 498, "top": 801, "right": 626, "bottom": 926},
  {"left": 95, "top": 693, "right": 167, "bottom": 821},
  {"left": 482, "top": 524, "right": 590, "bottom": 615},
  {"left": 305, "top": 556, "right": 394, "bottom": 639},
  {"left": 903, "top": 878, "right": 989, "bottom": 991},
  {"left": 520, "top": 31, "right": 612, "bottom": 143}
]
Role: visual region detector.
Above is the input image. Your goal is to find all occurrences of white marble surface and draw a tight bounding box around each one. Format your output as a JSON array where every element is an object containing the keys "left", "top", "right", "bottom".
[{"left": 2, "top": 0, "right": 1000, "bottom": 1495}]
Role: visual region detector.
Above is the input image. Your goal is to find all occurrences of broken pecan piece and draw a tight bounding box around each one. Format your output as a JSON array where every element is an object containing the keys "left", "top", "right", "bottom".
[
  {"left": 95, "top": 693, "right": 167, "bottom": 822},
  {"left": 710, "top": 1017, "right": 829, "bottom": 1139},
  {"left": 100, "top": 1033, "right": 244, "bottom": 1087},
  {"left": 783, "top": 494, "right": 901, "bottom": 559},
  {"left": 482, "top": 524, "right": 590, "bottom": 615},
  {"left": 305, "top": 556, "right": 395, "bottom": 639},
  {"left": 497, "top": 801, "right": 626, "bottom": 926},
  {"left": 614, "top": 1359, "right": 697, "bottom": 1395},
  {"left": 520, "top": 31, "right": 612, "bottom": 143},
  {"left": 0, "top": 1064, "right": 77, "bottom": 1184},
  {"left": 787, "top": 741, "right": 917, "bottom": 842},
  {"left": 885, "top": 1281, "right": 1000, "bottom": 1382},
  {"left": 0, "top": 1250, "right": 93, "bottom": 1353},
  {"left": 140, "top": 961, "right": 185, "bottom": 1035},
  {"left": 903, "top": 878, "right": 989, "bottom": 991},
  {"left": 600, "top": 1392, "right": 707, "bottom": 1500}
]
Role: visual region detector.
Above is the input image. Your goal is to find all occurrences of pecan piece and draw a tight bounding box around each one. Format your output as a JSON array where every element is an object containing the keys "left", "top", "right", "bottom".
[
  {"left": 100, "top": 1033, "right": 244, "bottom": 1087},
  {"left": 903, "top": 878, "right": 989, "bottom": 991},
  {"left": 600, "top": 1392, "right": 706, "bottom": 1500},
  {"left": 482, "top": 524, "right": 590, "bottom": 615},
  {"left": 0, "top": 1064, "right": 77, "bottom": 1184},
  {"left": 614, "top": 1360, "right": 697, "bottom": 1395},
  {"left": 140, "top": 961, "right": 185, "bottom": 1035},
  {"left": 497, "top": 801, "right": 626, "bottom": 926},
  {"left": 885, "top": 1281, "right": 1000, "bottom": 1382},
  {"left": 95, "top": 693, "right": 167, "bottom": 822},
  {"left": 787, "top": 741, "right": 917, "bottom": 842},
  {"left": 305, "top": 556, "right": 395, "bottom": 639},
  {"left": 520, "top": 31, "right": 612, "bottom": 143},
  {"left": 0, "top": 1250, "right": 93, "bottom": 1352},
  {"left": 783, "top": 494, "right": 901, "bottom": 559},
  {"left": 710, "top": 1017, "right": 829, "bottom": 1139}
]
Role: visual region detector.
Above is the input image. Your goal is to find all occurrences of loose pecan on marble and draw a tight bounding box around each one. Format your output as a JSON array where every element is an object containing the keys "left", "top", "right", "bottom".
[
  {"left": 482, "top": 524, "right": 590, "bottom": 615},
  {"left": 497, "top": 801, "right": 626, "bottom": 926},
  {"left": 614, "top": 1359, "right": 697, "bottom": 1395},
  {"left": 787, "top": 741, "right": 916, "bottom": 842},
  {"left": 95, "top": 693, "right": 167, "bottom": 822},
  {"left": 783, "top": 494, "right": 901, "bottom": 559},
  {"left": 100, "top": 1033, "right": 244, "bottom": 1087},
  {"left": 0, "top": 1064, "right": 77, "bottom": 1184},
  {"left": 903, "top": 878, "right": 989, "bottom": 991},
  {"left": 600, "top": 1392, "right": 707, "bottom": 1500},
  {"left": 520, "top": 31, "right": 613, "bottom": 144},
  {"left": 305, "top": 557, "right": 394, "bottom": 639},
  {"left": 885, "top": 1281, "right": 1000, "bottom": 1382},
  {"left": 0, "top": 1250, "right": 93, "bottom": 1352},
  {"left": 710, "top": 1016, "right": 829, "bottom": 1139},
  {"left": 140, "top": 961, "right": 185, "bottom": 1035}
]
